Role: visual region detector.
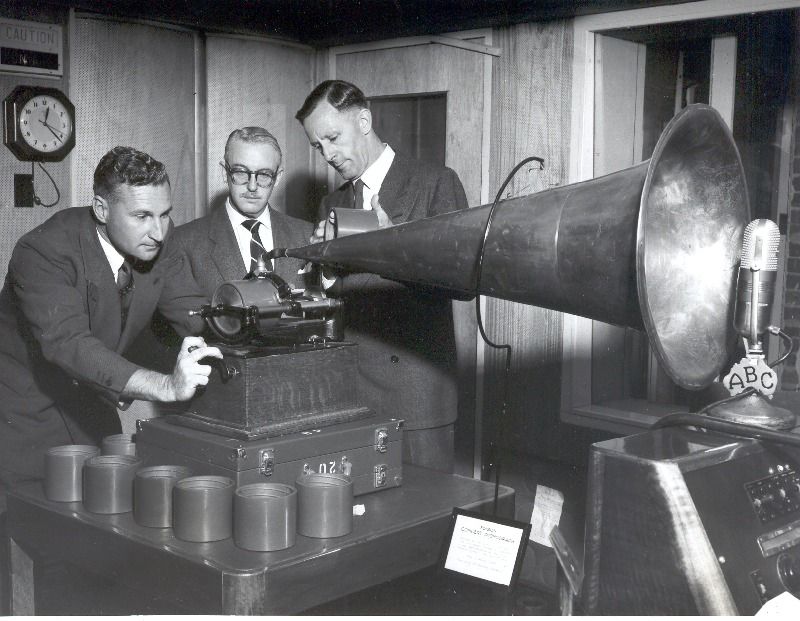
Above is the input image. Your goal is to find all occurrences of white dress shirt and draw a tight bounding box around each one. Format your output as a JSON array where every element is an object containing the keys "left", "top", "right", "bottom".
[
  {"left": 96, "top": 228, "right": 125, "bottom": 279},
  {"left": 225, "top": 199, "right": 274, "bottom": 271},
  {"left": 356, "top": 144, "right": 395, "bottom": 210}
]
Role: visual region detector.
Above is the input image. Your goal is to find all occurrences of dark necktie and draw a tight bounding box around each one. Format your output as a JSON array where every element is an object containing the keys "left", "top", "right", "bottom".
[
  {"left": 241, "top": 219, "right": 273, "bottom": 273},
  {"left": 353, "top": 178, "right": 365, "bottom": 210},
  {"left": 117, "top": 261, "right": 134, "bottom": 325}
]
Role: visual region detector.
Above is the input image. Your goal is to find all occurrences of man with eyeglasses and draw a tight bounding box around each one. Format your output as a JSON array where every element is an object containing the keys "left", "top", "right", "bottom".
[{"left": 171, "top": 127, "right": 312, "bottom": 296}]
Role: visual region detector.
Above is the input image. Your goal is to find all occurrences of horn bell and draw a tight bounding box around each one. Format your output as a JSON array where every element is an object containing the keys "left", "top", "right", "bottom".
[{"left": 287, "top": 104, "right": 749, "bottom": 391}]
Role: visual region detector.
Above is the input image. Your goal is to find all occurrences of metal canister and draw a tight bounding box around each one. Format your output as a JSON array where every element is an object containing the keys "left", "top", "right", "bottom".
[
  {"left": 173, "top": 475, "right": 235, "bottom": 542},
  {"left": 82, "top": 454, "right": 141, "bottom": 514},
  {"left": 44, "top": 444, "right": 100, "bottom": 502},
  {"left": 296, "top": 472, "right": 353, "bottom": 538},
  {"left": 133, "top": 465, "right": 192, "bottom": 528},
  {"left": 101, "top": 433, "right": 136, "bottom": 456},
  {"left": 324, "top": 208, "right": 379, "bottom": 240},
  {"left": 234, "top": 483, "right": 297, "bottom": 551}
]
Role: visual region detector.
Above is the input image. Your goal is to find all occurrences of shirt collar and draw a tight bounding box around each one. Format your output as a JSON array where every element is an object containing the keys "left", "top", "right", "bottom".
[
  {"left": 225, "top": 198, "right": 272, "bottom": 229},
  {"left": 96, "top": 227, "right": 125, "bottom": 275},
  {"left": 358, "top": 144, "right": 395, "bottom": 191}
]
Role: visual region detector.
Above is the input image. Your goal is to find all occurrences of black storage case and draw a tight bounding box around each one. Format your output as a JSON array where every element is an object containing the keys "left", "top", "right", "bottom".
[{"left": 136, "top": 415, "right": 404, "bottom": 497}]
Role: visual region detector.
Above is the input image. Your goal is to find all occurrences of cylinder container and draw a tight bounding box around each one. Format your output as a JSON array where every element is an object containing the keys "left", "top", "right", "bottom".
[
  {"left": 82, "top": 454, "right": 141, "bottom": 514},
  {"left": 44, "top": 444, "right": 100, "bottom": 502},
  {"left": 234, "top": 483, "right": 297, "bottom": 551},
  {"left": 101, "top": 433, "right": 136, "bottom": 456},
  {"left": 296, "top": 472, "right": 353, "bottom": 538},
  {"left": 133, "top": 465, "right": 192, "bottom": 528},
  {"left": 173, "top": 475, "right": 235, "bottom": 542},
  {"left": 324, "top": 208, "right": 379, "bottom": 240}
]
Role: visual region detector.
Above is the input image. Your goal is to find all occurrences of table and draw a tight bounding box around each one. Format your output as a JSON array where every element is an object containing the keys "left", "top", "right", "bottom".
[{"left": 6, "top": 465, "right": 514, "bottom": 615}]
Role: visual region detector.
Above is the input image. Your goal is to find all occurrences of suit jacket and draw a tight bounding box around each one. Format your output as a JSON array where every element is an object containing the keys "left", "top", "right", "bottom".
[
  {"left": 320, "top": 152, "right": 468, "bottom": 430},
  {"left": 171, "top": 204, "right": 314, "bottom": 296},
  {"left": 0, "top": 207, "right": 206, "bottom": 491}
]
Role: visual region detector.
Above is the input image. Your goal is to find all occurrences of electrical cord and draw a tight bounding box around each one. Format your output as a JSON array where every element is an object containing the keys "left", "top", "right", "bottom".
[
  {"left": 654, "top": 326, "right": 796, "bottom": 439},
  {"left": 32, "top": 161, "right": 61, "bottom": 207},
  {"left": 474, "top": 155, "right": 544, "bottom": 515}
]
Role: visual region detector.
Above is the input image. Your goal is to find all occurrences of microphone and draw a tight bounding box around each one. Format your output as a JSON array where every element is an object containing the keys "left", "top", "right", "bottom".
[{"left": 733, "top": 219, "right": 780, "bottom": 357}]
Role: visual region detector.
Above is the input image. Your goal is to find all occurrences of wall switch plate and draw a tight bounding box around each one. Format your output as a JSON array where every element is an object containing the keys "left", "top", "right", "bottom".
[{"left": 14, "top": 174, "right": 34, "bottom": 207}]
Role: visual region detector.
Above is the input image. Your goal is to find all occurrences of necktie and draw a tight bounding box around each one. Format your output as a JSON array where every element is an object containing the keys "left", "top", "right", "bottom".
[
  {"left": 241, "top": 219, "right": 273, "bottom": 273},
  {"left": 353, "top": 178, "right": 365, "bottom": 210},
  {"left": 117, "top": 261, "right": 134, "bottom": 325}
]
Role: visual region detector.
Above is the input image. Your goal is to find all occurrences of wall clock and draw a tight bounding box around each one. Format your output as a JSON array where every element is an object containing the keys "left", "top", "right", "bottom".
[{"left": 3, "top": 85, "right": 75, "bottom": 162}]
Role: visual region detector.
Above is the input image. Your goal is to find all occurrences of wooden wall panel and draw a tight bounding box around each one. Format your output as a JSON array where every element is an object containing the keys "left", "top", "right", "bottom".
[
  {"left": 485, "top": 21, "right": 576, "bottom": 460},
  {"left": 71, "top": 17, "right": 196, "bottom": 225}
]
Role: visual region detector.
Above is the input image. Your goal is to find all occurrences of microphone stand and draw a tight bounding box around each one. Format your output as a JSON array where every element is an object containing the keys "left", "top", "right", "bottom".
[{"left": 705, "top": 266, "right": 796, "bottom": 430}]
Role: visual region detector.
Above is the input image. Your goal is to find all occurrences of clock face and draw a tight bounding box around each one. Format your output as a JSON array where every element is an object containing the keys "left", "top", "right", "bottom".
[{"left": 18, "top": 93, "right": 74, "bottom": 153}]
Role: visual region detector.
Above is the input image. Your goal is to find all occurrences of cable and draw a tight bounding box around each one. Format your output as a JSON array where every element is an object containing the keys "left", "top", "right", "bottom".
[
  {"left": 652, "top": 411, "right": 800, "bottom": 449},
  {"left": 32, "top": 161, "right": 61, "bottom": 207},
  {"left": 684, "top": 327, "right": 794, "bottom": 423},
  {"left": 474, "top": 155, "right": 544, "bottom": 515},
  {"left": 767, "top": 326, "right": 794, "bottom": 368}
]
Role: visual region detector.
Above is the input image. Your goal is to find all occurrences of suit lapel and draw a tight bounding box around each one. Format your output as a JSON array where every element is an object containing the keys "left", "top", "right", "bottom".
[
  {"left": 209, "top": 206, "right": 247, "bottom": 281},
  {"left": 376, "top": 155, "right": 414, "bottom": 224},
  {"left": 78, "top": 212, "right": 125, "bottom": 348}
]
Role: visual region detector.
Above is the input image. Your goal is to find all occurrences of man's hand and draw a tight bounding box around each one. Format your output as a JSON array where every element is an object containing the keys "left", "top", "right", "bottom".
[
  {"left": 169, "top": 337, "right": 222, "bottom": 401},
  {"left": 120, "top": 336, "right": 222, "bottom": 403},
  {"left": 371, "top": 194, "right": 392, "bottom": 228},
  {"left": 310, "top": 218, "right": 326, "bottom": 244}
]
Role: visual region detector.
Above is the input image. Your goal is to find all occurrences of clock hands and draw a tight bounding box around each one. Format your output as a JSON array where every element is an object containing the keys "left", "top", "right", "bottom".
[
  {"left": 38, "top": 119, "right": 64, "bottom": 143},
  {"left": 44, "top": 106, "right": 50, "bottom": 124}
]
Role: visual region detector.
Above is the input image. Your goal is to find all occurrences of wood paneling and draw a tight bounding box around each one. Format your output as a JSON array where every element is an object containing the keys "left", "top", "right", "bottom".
[
  {"left": 70, "top": 18, "right": 196, "bottom": 224},
  {"left": 486, "top": 21, "right": 577, "bottom": 460}
]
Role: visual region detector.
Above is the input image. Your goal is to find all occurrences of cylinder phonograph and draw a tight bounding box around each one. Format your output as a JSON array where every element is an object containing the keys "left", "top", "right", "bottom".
[{"left": 139, "top": 103, "right": 800, "bottom": 612}]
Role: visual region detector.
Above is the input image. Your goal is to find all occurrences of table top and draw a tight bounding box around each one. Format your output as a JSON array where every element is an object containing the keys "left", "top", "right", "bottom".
[{"left": 7, "top": 465, "right": 515, "bottom": 614}]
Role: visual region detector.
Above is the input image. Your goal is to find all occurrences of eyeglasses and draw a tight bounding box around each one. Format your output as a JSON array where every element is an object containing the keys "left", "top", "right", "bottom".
[{"left": 223, "top": 164, "right": 277, "bottom": 188}]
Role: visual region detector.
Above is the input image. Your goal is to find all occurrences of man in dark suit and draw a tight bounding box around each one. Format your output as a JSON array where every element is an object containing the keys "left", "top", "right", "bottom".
[
  {"left": 0, "top": 146, "right": 221, "bottom": 508},
  {"left": 171, "top": 127, "right": 312, "bottom": 295},
  {"left": 296, "top": 80, "right": 468, "bottom": 472}
]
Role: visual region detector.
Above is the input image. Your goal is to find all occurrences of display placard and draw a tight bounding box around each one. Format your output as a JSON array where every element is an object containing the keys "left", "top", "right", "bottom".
[
  {"left": 439, "top": 508, "right": 530, "bottom": 590},
  {"left": 0, "top": 18, "right": 63, "bottom": 77}
]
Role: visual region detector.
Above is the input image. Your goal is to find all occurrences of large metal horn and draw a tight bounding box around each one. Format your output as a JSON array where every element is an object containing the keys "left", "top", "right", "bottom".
[{"left": 281, "top": 104, "right": 749, "bottom": 391}]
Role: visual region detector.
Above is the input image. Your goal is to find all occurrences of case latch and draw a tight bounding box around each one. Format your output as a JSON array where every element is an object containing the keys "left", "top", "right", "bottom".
[
  {"left": 374, "top": 427, "right": 389, "bottom": 453},
  {"left": 374, "top": 464, "right": 387, "bottom": 487},
  {"left": 229, "top": 446, "right": 247, "bottom": 464},
  {"left": 259, "top": 448, "right": 275, "bottom": 476}
]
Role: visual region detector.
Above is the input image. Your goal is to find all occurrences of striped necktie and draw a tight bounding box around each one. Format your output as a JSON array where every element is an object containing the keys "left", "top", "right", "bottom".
[
  {"left": 117, "top": 260, "right": 134, "bottom": 325},
  {"left": 241, "top": 219, "right": 273, "bottom": 273}
]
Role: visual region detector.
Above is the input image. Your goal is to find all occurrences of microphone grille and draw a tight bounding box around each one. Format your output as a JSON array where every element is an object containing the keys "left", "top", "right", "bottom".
[{"left": 740, "top": 219, "right": 780, "bottom": 270}]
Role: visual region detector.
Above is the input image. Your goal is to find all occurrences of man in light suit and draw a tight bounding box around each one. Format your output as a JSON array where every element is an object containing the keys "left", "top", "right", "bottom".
[
  {"left": 171, "top": 127, "right": 312, "bottom": 296},
  {"left": 0, "top": 146, "right": 221, "bottom": 508},
  {"left": 296, "top": 80, "right": 468, "bottom": 472}
]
